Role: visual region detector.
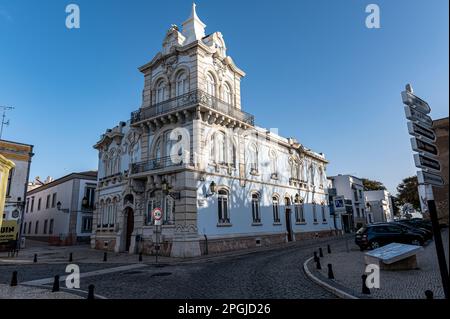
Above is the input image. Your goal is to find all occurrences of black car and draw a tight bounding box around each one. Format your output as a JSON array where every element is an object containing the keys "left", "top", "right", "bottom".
[
  {"left": 394, "top": 221, "right": 433, "bottom": 240},
  {"left": 400, "top": 219, "right": 433, "bottom": 232},
  {"left": 355, "top": 223, "right": 425, "bottom": 250},
  {"left": 393, "top": 222, "right": 433, "bottom": 241}
]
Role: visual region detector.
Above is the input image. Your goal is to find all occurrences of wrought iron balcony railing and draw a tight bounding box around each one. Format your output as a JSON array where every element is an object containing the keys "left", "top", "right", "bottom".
[
  {"left": 131, "top": 89, "right": 254, "bottom": 126},
  {"left": 131, "top": 156, "right": 183, "bottom": 175}
]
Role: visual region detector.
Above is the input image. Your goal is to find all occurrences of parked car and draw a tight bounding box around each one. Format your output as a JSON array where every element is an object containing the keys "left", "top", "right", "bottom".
[
  {"left": 392, "top": 221, "right": 433, "bottom": 241},
  {"left": 397, "top": 219, "right": 433, "bottom": 233},
  {"left": 355, "top": 223, "right": 426, "bottom": 250}
]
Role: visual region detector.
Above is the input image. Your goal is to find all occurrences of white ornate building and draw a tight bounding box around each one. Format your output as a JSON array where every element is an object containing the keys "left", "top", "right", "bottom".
[{"left": 91, "top": 4, "right": 337, "bottom": 257}]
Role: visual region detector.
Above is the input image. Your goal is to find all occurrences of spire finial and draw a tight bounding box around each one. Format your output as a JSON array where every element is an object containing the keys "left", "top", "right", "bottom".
[{"left": 182, "top": 2, "right": 206, "bottom": 44}]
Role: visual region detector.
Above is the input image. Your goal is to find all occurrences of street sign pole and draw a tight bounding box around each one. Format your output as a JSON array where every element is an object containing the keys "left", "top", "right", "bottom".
[
  {"left": 401, "top": 84, "right": 449, "bottom": 299},
  {"left": 424, "top": 185, "right": 449, "bottom": 299}
]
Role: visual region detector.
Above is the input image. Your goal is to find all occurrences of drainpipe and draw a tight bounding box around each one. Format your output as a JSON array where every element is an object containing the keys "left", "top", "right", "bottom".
[{"left": 204, "top": 234, "right": 208, "bottom": 255}]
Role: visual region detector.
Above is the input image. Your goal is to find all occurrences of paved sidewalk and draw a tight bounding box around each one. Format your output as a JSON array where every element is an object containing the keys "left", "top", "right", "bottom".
[
  {"left": 0, "top": 284, "right": 83, "bottom": 299},
  {"left": 308, "top": 229, "right": 449, "bottom": 299}
]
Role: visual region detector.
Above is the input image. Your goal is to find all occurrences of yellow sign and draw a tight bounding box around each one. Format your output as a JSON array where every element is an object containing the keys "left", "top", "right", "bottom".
[{"left": 0, "top": 220, "right": 18, "bottom": 243}]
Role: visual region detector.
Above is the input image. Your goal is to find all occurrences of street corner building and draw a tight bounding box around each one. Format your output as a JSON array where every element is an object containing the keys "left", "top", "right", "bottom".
[{"left": 91, "top": 5, "right": 336, "bottom": 258}]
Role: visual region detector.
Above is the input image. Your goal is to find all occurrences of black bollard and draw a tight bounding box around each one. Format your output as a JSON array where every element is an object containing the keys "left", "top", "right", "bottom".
[
  {"left": 139, "top": 253, "right": 143, "bottom": 262},
  {"left": 327, "top": 264, "right": 335, "bottom": 279},
  {"left": 103, "top": 252, "right": 107, "bottom": 262},
  {"left": 52, "top": 275, "right": 60, "bottom": 292},
  {"left": 313, "top": 251, "right": 319, "bottom": 262},
  {"left": 327, "top": 244, "right": 331, "bottom": 254},
  {"left": 425, "top": 290, "right": 434, "bottom": 299},
  {"left": 33, "top": 254, "right": 37, "bottom": 263},
  {"left": 362, "top": 274, "right": 370, "bottom": 294},
  {"left": 319, "top": 247, "right": 323, "bottom": 258},
  {"left": 87, "top": 284, "right": 95, "bottom": 300},
  {"left": 69, "top": 253, "right": 73, "bottom": 262},
  {"left": 10, "top": 271, "right": 18, "bottom": 287},
  {"left": 316, "top": 258, "right": 322, "bottom": 270}
]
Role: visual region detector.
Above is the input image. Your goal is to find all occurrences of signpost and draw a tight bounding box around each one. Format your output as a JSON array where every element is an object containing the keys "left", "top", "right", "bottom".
[
  {"left": 152, "top": 207, "right": 163, "bottom": 264},
  {"left": 401, "top": 84, "right": 449, "bottom": 299},
  {"left": 410, "top": 138, "right": 439, "bottom": 157}
]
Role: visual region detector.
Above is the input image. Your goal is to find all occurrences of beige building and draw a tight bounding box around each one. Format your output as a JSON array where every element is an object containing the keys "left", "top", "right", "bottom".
[{"left": 0, "top": 154, "right": 15, "bottom": 226}]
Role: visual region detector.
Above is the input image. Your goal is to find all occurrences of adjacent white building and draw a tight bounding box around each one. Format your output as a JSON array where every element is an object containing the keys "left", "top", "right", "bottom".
[
  {"left": 365, "top": 190, "right": 394, "bottom": 223},
  {"left": 328, "top": 174, "right": 367, "bottom": 232},
  {"left": 23, "top": 171, "right": 97, "bottom": 245},
  {"left": 91, "top": 5, "right": 337, "bottom": 258}
]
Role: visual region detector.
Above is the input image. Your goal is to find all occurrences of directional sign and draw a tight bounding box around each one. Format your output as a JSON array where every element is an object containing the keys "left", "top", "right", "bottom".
[
  {"left": 404, "top": 106, "right": 433, "bottom": 127},
  {"left": 414, "top": 153, "right": 441, "bottom": 173},
  {"left": 407, "top": 121, "right": 436, "bottom": 142},
  {"left": 401, "top": 90, "right": 431, "bottom": 114},
  {"left": 410, "top": 137, "right": 439, "bottom": 157},
  {"left": 417, "top": 170, "right": 444, "bottom": 187}
]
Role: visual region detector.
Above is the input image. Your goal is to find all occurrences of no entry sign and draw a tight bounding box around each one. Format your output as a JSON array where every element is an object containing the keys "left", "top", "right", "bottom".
[{"left": 152, "top": 207, "right": 163, "bottom": 225}]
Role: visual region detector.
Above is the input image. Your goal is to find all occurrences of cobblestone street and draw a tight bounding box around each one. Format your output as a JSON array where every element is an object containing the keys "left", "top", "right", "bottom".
[{"left": 0, "top": 236, "right": 351, "bottom": 299}]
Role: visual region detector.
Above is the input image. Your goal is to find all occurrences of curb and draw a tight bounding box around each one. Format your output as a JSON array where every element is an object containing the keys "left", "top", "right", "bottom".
[{"left": 303, "top": 257, "right": 359, "bottom": 300}]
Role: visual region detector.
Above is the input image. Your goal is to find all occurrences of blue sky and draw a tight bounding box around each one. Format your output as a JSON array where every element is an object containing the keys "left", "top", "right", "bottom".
[{"left": 0, "top": 0, "right": 448, "bottom": 194}]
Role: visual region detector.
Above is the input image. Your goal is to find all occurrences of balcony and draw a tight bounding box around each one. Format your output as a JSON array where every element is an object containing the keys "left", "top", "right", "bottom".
[
  {"left": 131, "top": 156, "right": 184, "bottom": 175},
  {"left": 131, "top": 89, "right": 254, "bottom": 126}
]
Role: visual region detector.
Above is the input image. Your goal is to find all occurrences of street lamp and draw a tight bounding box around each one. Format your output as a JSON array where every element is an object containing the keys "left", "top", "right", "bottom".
[
  {"left": 205, "top": 181, "right": 217, "bottom": 198},
  {"left": 56, "top": 201, "right": 69, "bottom": 213}
]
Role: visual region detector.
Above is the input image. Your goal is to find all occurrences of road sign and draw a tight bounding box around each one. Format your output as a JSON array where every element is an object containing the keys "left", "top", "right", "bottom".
[
  {"left": 404, "top": 106, "right": 433, "bottom": 127},
  {"left": 401, "top": 90, "right": 431, "bottom": 114},
  {"left": 410, "top": 137, "right": 439, "bottom": 157},
  {"left": 414, "top": 153, "right": 441, "bottom": 173},
  {"left": 417, "top": 170, "right": 444, "bottom": 187},
  {"left": 407, "top": 121, "right": 436, "bottom": 142},
  {"left": 152, "top": 207, "right": 163, "bottom": 226},
  {"left": 333, "top": 196, "right": 346, "bottom": 213}
]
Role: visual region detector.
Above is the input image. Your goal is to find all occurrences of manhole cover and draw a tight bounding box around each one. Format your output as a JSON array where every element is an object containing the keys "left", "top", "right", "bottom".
[{"left": 151, "top": 272, "right": 172, "bottom": 277}]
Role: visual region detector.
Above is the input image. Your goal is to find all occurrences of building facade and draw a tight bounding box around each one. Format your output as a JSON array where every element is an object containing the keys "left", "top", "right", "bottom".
[
  {"left": 91, "top": 5, "right": 336, "bottom": 257},
  {"left": 432, "top": 117, "right": 448, "bottom": 225},
  {"left": 328, "top": 175, "right": 367, "bottom": 231},
  {"left": 364, "top": 190, "right": 394, "bottom": 223},
  {"left": 0, "top": 139, "right": 34, "bottom": 236},
  {"left": 24, "top": 171, "right": 97, "bottom": 245}
]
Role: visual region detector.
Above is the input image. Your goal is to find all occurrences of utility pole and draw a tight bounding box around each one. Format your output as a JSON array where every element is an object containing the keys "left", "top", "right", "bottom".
[{"left": 0, "top": 106, "right": 14, "bottom": 139}]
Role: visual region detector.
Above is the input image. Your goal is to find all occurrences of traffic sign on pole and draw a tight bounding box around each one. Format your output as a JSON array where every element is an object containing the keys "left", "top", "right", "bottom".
[
  {"left": 407, "top": 121, "right": 436, "bottom": 142},
  {"left": 410, "top": 137, "right": 439, "bottom": 157},
  {"left": 413, "top": 153, "right": 441, "bottom": 173},
  {"left": 401, "top": 90, "right": 431, "bottom": 114},
  {"left": 417, "top": 171, "right": 444, "bottom": 187},
  {"left": 404, "top": 105, "right": 433, "bottom": 127},
  {"left": 152, "top": 207, "right": 163, "bottom": 226}
]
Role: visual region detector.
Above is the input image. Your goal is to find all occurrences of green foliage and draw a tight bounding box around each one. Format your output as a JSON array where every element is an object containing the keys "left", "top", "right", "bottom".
[
  {"left": 396, "top": 176, "right": 420, "bottom": 210},
  {"left": 361, "top": 178, "right": 386, "bottom": 191}
]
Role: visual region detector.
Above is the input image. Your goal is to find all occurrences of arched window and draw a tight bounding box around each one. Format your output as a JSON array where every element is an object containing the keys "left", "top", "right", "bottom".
[
  {"left": 206, "top": 73, "right": 216, "bottom": 97},
  {"left": 249, "top": 144, "right": 258, "bottom": 173},
  {"left": 103, "top": 156, "right": 109, "bottom": 177},
  {"left": 321, "top": 203, "right": 327, "bottom": 222},
  {"left": 294, "top": 197, "right": 305, "bottom": 223},
  {"left": 251, "top": 193, "right": 261, "bottom": 223},
  {"left": 269, "top": 150, "right": 277, "bottom": 176},
  {"left": 299, "top": 159, "right": 305, "bottom": 181},
  {"left": 231, "top": 143, "right": 237, "bottom": 167},
  {"left": 217, "top": 132, "right": 226, "bottom": 164},
  {"left": 210, "top": 134, "right": 216, "bottom": 163},
  {"left": 310, "top": 164, "right": 315, "bottom": 186},
  {"left": 313, "top": 202, "right": 318, "bottom": 223},
  {"left": 104, "top": 199, "right": 111, "bottom": 228},
  {"left": 154, "top": 137, "right": 162, "bottom": 160},
  {"left": 223, "top": 83, "right": 232, "bottom": 105},
  {"left": 272, "top": 196, "right": 280, "bottom": 223},
  {"left": 176, "top": 72, "right": 188, "bottom": 96},
  {"left": 164, "top": 195, "right": 175, "bottom": 225},
  {"left": 156, "top": 80, "right": 167, "bottom": 104},
  {"left": 218, "top": 189, "right": 229, "bottom": 224}
]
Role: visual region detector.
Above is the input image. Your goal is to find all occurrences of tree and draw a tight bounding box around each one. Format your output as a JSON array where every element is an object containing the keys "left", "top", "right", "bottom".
[
  {"left": 361, "top": 178, "right": 386, "bottom": 191},
  {"left": 390, "top": 196, "right": 401, "bottom": 216},
  {"left": 396, "top": 176, "right": 420, "bottom": 210}
]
